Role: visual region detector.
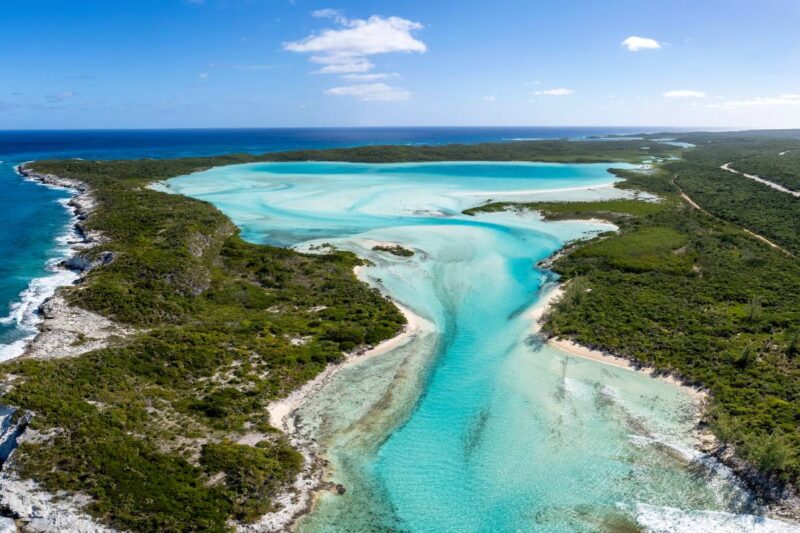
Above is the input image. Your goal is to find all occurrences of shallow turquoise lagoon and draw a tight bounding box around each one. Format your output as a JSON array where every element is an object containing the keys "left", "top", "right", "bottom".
[{"left": 168, "top": 162, "right": 787, "bottom": 533}]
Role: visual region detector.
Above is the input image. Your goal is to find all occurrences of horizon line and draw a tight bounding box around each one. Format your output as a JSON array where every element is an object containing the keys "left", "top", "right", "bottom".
[{"left": 0, "top": 125, "right": 750, "bottom": 133}]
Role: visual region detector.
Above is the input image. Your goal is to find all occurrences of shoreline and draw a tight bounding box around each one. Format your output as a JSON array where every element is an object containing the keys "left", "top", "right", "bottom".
[
  {"left": 2, "top": 167, "right": 435, "bottom": 533},
  {"left": 3, "top": 160, "right": 797, "bottom": 529},
  {"left": 3, "top": 167, "right": 436, "bottom": 533},
  {"left": 532, "top": 281, "right": 800, "bottom": 522},
  {"left": 0, "top": 166, "right": 86, "bottom": 362},
  {"left": 529, "top": 283, "right": 710, "bottom": 404},
  {"left": 0, "top": 166, "right": 127, "bottom": 532},
  {"left": 267, "top": 297, "right": 430, "bottom": 433},
  {"left": 252, "top": 265, "right": 433, "bottom": 532},
  {"left": 11, "top": 167, "right": 129, "bottom": 361},
  {"left": 259, "top": 227, "right": 799, "bottom": 530}
]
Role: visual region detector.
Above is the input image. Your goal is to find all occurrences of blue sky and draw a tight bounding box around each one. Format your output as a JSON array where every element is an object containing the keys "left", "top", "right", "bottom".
[{"left": 2, "top": 0, "right": 800, "bottom": 129}]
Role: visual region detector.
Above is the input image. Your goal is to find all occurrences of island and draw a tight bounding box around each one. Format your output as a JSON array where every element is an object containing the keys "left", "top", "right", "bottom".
[
  {"left": 0, "top": 132, "right": 798, "bottom": 531},
  {"left": 372, "top": 244, "right": 415, "bottom": 257}
]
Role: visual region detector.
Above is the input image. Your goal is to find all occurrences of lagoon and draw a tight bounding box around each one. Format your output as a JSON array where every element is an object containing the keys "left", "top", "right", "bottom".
[{"left": 167, "top": 161, "right": 778, "bottom": 532}]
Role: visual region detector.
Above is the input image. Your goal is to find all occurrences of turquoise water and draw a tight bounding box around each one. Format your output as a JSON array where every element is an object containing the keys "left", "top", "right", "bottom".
[
  {"left": 168, "top": 162, "right": 787, "bottom": 533},
  {"left": 0, "top": 127, "right": 652, "bottom": 362}
]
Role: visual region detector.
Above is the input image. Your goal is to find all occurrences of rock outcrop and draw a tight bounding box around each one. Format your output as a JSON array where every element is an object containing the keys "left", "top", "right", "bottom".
[{"left": 22, "top": 294, "right": 134, "bottom": 360}]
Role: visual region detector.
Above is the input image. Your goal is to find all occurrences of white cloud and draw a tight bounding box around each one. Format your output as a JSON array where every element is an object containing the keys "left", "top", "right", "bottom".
[
  {"left": 341, "top": 72, "right": 399, "bottom": 81},
  {"left": 311, "top": 8, "right": 347, "bottom": 24},
  {"left": 707, "top": 94, "right": 800, "bottom": 109},
  {"left": 199, "top": 72, "right": 209, "bottom": 79},
  {"left": 285, "top": 14, "right": 426, "bottom": 74},
  {"left": 287, "top": 15, "right": 425, "bottom": 55},
  {"left": 482, "top": 95, "right": 496, "bottom": 102},
  {"left": 533, "top": 88, "right": 575, "bottom": 96},
  {"left": 325, "top": 83, "right": 410, "bottom": 101},
  {"left": 663, "top": 90, "right": 706, "bottom": 98},
  {"left": 621, "top": 36, "right": 661, "bottom": 51}
]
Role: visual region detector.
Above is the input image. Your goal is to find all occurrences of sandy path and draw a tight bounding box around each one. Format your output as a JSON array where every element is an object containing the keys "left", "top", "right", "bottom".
[
  {"left": 720, "top": 162, "right": 800, "bottom": 198},
  {"left": 672, "top": 175, "right": 793, "bottom": 256}
]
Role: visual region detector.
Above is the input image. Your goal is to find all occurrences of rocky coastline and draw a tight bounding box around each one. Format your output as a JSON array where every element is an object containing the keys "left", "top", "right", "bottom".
[
  {"left": 12, "top": 166, "right": 132, "bottom": 361},
  {"left": 0, "top": 166, "right": 125, "bottom": 532}
]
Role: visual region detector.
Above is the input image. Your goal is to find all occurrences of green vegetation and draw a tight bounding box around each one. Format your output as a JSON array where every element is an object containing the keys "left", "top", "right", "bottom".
[
  {"left": 1, "top": 159, "right": 405, "bottom": 531},
  {"left": 669, "top": 161, "right": 800, "bottom": 256},
  {"left": 637, "top": 131, "right": 800, "bottom": 255},
  {"left": 200, "top": 439, "right": 303, "bottom": 522},
  {"left": 0, "top": 141, "right": 672, "bottom": 530},
  {"left": 372, "top": 244, "right": 415, "bottom": 257},
  {"left": 570, "top": 226, "right": 693, "bottom": 274},
  {"left": 464, "top": 198, "right": 667, "bottom": 221},
  {"left": 258, "top": 139, "right": 679, "bottom": 163},
  {"left": 476, "top": 155, "right": 800, "bottom": 486}
]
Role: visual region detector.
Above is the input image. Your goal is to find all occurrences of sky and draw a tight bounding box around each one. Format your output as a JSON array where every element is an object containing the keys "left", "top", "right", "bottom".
[{"left": 2, "top": 0, "right": 800, "bottom": 129}]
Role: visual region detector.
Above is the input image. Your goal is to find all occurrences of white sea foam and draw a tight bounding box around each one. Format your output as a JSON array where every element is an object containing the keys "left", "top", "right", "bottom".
[
  {"left": 628, "top": 433, "right": 699, "bottom": 460},
  {"left": 562, "top": 376, "right": 592, "bottom": 399},
  {"left": 0, "top": 337, "right": 35, "bottom": 363},
  {"left": 635, "top": 503, "right": 798, "bottom": 533},
  {"left": 0, "top": 268, "right": 79, "bottom": 331}
]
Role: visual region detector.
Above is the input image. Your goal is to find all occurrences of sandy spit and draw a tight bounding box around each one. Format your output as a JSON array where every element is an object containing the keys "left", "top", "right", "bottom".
[
  {"left": 268, "top": 299, "right": 431, "bottom": 433},
  {"left": 529, "top": 283, "right": 709, "bottom": 404},
  {"left": 249, "top": 267, "right": 433, "bottom": 532}
]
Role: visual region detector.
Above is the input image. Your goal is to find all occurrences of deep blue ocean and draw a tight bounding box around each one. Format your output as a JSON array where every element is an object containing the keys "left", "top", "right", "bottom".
[{"left": 0, "top": 126, "right": 665, "bottom": 359}]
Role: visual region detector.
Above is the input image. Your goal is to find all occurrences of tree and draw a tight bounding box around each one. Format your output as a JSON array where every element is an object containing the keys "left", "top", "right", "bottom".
[
  {"left": 736, "top": 343, "right": 756, "bottom": 368},
  {"left": 745, "top": 294, "right": 762, "bottom": 323},
  {"left": 743, "top": 432, "right": 793, "bottom": 476},
  {"left": 712, "top": 410, "right": 739, "bottom": 445}
]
